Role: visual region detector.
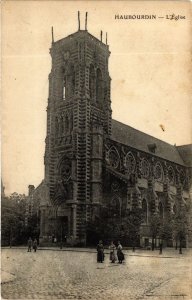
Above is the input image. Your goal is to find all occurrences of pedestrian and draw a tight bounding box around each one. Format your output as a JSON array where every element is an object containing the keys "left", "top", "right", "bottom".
[
  {"left": 97, "top": 240, "right": 104, "bottom": 263},
  {"left": 109, "top": 241, "right": 117, "bottom": 263},
  {"left": 117, "top": 241, "right": 124, "bottom": 263},
  {"left": 33, "top": 238, "right": 38, "bottom": 252},
  {"left": 27, "top": 237, "right": 32, "bottom": 252},
  {"left": 159, "top": 241, "right": 163, "bottom": 255}
]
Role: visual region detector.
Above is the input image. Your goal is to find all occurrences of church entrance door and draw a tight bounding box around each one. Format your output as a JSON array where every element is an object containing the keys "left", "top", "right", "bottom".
[{"left": 58, "top": 216, "right": 68, "bottom": 244}]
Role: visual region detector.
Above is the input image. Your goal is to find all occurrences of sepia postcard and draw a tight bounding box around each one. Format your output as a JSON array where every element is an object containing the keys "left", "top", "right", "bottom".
[{"left": 1, "top": 1, "right": 192, "bottom": 299}]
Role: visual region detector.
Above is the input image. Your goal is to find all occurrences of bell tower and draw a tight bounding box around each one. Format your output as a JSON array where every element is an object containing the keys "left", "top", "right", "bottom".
[{"left": 41, "top": 12, "right": 111, "bottom": 244}]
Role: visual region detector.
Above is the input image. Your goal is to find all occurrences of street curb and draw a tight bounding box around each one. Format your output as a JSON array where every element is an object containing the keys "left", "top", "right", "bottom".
[{"left": 1, "top": 247, "right": 187, "bottom": 258}]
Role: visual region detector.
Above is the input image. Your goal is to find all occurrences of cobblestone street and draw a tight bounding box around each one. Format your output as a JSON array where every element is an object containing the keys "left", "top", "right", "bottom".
[{"left": 1, "top": 248, "right": 192, "bottom": 300}]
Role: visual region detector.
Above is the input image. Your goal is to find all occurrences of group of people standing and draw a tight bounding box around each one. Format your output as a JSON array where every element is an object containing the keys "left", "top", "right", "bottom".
[
  {"left": 97, "top": 240, "right": 125, "bottom": 264},
  {"left": 27, "top": 237, "right": 38, "bottom": 252}
]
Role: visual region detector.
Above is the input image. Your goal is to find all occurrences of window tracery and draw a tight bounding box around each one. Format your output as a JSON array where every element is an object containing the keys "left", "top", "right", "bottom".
[
  {"left": 168, "top": 166, "right": 175, "bottom": 185},
  {"left": 60, "top": 160, "right": 71, "bottom": 182},
  {"left": 179, "top": 170, "right": 186, "bottom": 186},
  {"left": 154, "top": 162, "right": 164, "bottom": 182},
  {"left": 124, "top": 152, "right": 136, "bottom": 174},
  {"left": 141, "top": 158, "right": 150, "bottom": 178},
  {"left": 108, "top": 147, "right": 120, "bottom": 169}
]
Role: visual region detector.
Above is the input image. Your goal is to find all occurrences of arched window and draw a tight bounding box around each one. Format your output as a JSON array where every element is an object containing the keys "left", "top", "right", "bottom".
[
  {"left": 124, "top": 152, "right": 136, "bottom": 174},
  {"left": 96, "top": 68, "right": 103, "bottom": 103},
  {"left": 142, "top": 199, "right": 148, "bottom": 223},
  {"left": 89, "top": 64, "right": 95, "bottom": 100},
  {"left": 154, "top": 162, "right": 164, "bottom": 182},
  {"left": 159, "top": 202, "right": 164, "bottom": 219},
  {"left": 108, "top": 147, "right": 120, "bottom": 169},
  {"left": 168, "top": 166, "right": 175, "bottom": 185},
  {"left": 141, "top": 158, "right": 150, "bottom": 178}
]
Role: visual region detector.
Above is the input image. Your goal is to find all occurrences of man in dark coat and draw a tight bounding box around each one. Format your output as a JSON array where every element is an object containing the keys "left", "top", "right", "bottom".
[
  {"left": 97, "top": 240, "right": 104, "bottom": 263},
  {"left": 27, "top": 237, "right": 32, "bottom": 252}
]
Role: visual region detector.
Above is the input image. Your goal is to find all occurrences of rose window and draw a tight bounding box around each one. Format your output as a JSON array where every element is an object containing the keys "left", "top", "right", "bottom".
[
  {"left": 124, "top": 152, "right": 136, "bottom": 174},
  {"left": 168, "top": 166, "right": 175, "bottom": 184},
  {"left": 108, "top": 148, "right": 120, "bottom": 169},
  {"left": 154, "top": 162, "right": 164, "bottom": 182},
  {"left": 141, "top": 159, "right": 150, "bottom": 178}
]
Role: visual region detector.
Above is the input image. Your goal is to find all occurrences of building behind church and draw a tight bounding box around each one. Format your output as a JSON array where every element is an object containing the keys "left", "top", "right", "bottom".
[{"left": 33, "top": 16, "right": 192, "bottom": 247}]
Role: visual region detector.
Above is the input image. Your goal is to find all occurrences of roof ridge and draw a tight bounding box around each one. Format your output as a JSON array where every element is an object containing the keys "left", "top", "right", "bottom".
[{"left": 112, "top": 119, "right": 177, "bottom": 148}]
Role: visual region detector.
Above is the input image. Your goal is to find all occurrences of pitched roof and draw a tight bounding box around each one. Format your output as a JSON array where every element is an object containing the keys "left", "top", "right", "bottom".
[
  {"left": 111, "top": 119, "right": 186, "bottom": 166},
  {"left": 176, "top": 145, "right": 192, "bottom": 167}
]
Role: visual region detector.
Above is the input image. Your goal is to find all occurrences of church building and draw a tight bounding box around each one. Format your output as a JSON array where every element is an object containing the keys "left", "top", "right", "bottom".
[{"left": 39, "top": 14, "right": 192, "bottom": 247}]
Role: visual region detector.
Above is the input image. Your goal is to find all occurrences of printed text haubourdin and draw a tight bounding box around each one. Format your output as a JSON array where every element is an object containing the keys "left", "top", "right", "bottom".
[{"left": 115, "top": 14, "right": 186, "bottom": 21}]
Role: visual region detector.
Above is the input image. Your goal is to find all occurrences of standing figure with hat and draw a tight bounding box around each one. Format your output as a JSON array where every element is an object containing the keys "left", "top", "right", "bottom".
[{"left": 97, "top": 240, "right": 104, "bottom": 263}]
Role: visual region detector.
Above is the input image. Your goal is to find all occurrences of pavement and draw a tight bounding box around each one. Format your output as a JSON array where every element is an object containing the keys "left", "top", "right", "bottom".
[{"left": 1, "top": 247, "right": 192, "bottom": 300}]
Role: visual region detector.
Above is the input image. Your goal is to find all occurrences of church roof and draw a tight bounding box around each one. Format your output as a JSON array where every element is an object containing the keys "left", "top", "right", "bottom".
[
  {"left": 111, "top": 119, "right": 186, "bottom": 166},
  {"left": 176, "top": 144, "right": 192, "bottom": 167}
]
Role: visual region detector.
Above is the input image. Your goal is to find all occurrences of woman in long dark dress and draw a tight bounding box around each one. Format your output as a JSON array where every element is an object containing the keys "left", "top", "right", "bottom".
[
  {"left": 117, "top": 241, "right": 124, "bottom": 263},
  {"left": 97, "top": 240, "right": 104, "bottom": 263}
]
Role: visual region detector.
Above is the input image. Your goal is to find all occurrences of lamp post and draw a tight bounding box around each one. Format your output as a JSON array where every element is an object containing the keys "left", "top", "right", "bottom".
[
  {"left": 159, "top": 238, "right": 163, "bottom": 254},
  {"left": 60, "top": 226, "right": 63, "bottom": 249},
  {"left": 9, "top": 226, "right": 13, "bottom": 248}
]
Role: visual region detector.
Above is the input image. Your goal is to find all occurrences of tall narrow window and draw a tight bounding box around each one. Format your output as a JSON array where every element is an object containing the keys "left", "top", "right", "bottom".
[
  {"left": 69, "top": 113, "right": 73, "bottom": 132},
  {"left": 60, "top": 117, "right": 64, "bottom": 135},
  {"left": 67, "top": 65, "right": 75, "bottom": 97},
  {"left": 159, "top": 202, "right": 164, "bottom": 219},
  {"left": 96, "top": 68, "right": 103, "bottom": 103},
  {"left": 55, "top": 117, "right": 59, "bottom": 136},
  {"left": 65, "top": 115, "right": 69, "bottom": 133},
  {"left": 89, "top": 64, "right": 95, "bottom": 100},
  {"left": 63, "top": 77, "right": 66, "bottom": 100}
]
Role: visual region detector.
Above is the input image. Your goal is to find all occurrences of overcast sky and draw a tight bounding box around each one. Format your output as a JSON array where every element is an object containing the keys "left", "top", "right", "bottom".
[{"left": 2, "top": 1, "right": 192, "bottom": 195}]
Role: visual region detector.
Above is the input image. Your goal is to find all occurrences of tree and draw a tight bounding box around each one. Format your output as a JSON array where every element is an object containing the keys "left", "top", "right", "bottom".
[
  {"left": 119, "top": 208, "right": 144, "bottom": 250},
  {"left": 1, "top": 194, "right": 27, "bottom": 246},
  {"left": 158, "top": 216, "right": 174, "bottom": 253},
  {"left": 86, "top": 206, "right": 144, "bottom": 248},
  {"left": 150, "top": 214, "right": 161, "bottom": 250},
  {"left": 172, "top": 207, "right": 188, "bottom": 254}
]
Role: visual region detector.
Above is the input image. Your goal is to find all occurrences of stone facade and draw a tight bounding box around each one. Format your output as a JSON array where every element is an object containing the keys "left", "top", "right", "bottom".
[
  {"left": 25, "top": 182, "right": 44, "bottom": 226},
  {"left": 39, "top": 27, "right": 192, "bottom": 246}
]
